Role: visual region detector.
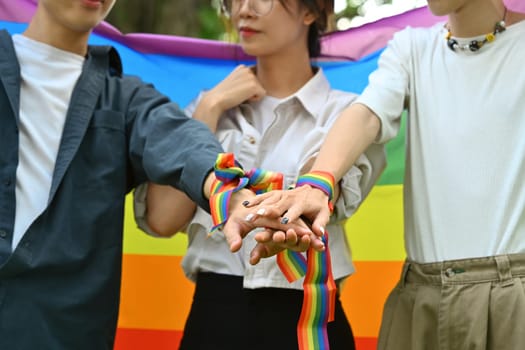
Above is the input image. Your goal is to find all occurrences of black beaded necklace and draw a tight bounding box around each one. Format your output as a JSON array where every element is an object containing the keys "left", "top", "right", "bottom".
[{"left": 446, "top": 9, "right": 507, "bottom": 52}]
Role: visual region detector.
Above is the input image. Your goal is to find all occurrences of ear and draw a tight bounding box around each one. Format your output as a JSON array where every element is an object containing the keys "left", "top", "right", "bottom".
[{"left": 303, "top": 10, "right": 317, "bottom": 26}]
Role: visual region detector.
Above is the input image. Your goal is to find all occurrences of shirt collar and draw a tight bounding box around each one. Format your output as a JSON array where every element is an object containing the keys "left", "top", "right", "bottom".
[{"left": 284, "top": 67, "right": 330, "bottom": 119}]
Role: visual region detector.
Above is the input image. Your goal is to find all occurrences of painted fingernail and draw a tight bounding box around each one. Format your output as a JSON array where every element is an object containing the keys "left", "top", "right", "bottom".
[
  {"left": 245, "top": 213, "right": 255, "bottom": 221},
  {"left": 280, "top": 217, "right": 289, "bottom": 224},
  {"left": 242, "top": 201, "right": 250, "bottom": 207},
  {"left": 256, "top": 208, "right": 266, "bottom": 215},
  {"left": 320, "top": 226, "right": 325, "bottom": 236}
]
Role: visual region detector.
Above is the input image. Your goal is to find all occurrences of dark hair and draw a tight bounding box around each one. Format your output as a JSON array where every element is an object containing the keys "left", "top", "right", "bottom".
[
  {"left": 280, "top": 0, "right": 334, "bottom": 57},
  {"left": 220, "top": 0, "right": 334, "bottom": 58}
]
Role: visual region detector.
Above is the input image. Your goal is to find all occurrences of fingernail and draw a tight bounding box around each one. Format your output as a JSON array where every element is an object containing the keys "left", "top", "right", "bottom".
[
  {"left": 242, "top": 201, "right": 250, "bottom": 207},
  {"left": 245, "top": 213, "right": 255, "bottom": 221},
  {"left": 256, "top": 208, "right": 266, "bottom": 215},
  {"left": 280, "top": 217, "right": 289, "bottom": 224},
  {"left": 320, "top": 226, "right": 325, "bottom": 236}
]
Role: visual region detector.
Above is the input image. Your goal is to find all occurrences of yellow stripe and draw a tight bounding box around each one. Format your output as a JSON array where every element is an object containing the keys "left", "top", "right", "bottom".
[
  {"left": 123, "top": 195, "right": 188, "bottom": 256},
  {"left": 345, "top": 185, "right": 406, "bottom": 261},
  {"left": 123, "top": 185, "right": 406, "bottom": 261}
]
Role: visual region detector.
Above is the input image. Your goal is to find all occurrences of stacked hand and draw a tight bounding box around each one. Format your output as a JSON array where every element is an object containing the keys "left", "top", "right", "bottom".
[{"left": 223, "top": 186, "right": 330, "bottom": 264}]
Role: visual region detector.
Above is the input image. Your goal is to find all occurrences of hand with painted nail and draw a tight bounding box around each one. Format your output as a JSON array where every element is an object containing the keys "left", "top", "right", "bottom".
[
  {"left": 221, "top": 192, "right": 314, "bottom": 254},
  {"left": 241, "top": 186, "right": 332, "bottom": 238},
  {"left": 248, "top": 223, "right": 325, "bottom": 265}
]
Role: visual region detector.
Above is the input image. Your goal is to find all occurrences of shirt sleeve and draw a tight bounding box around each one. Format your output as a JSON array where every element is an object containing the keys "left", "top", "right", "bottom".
[
  {"left": 132, "top": 183, "right": 164, "bottom": 237},
  {"left": 125, "top": 79, "right": 223, "bottom": 213},
  {"left": 332, "top": 142, "right": 386, "bottom": 222},
  {"left": 356, "top": 27, "right": 412, "bottom": 144}
]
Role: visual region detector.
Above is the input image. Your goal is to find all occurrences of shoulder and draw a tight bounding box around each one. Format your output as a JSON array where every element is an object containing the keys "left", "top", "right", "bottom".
[
  {"left": 390, "top": 22, "right": 445, "bottom": 49},
  {"left": 326, "top": 88, "right": 358, "bottom": 110}
]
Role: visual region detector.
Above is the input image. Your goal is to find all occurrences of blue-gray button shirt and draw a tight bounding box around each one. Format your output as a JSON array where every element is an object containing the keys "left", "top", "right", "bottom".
[{"left": 0, "top": 30, "right": 223, "bottom": 349}]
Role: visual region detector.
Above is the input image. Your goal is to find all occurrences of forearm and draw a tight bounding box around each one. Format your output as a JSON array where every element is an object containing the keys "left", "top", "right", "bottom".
[
  {"left": 192, "top": 92, "right": 224, "bottom": 132},
  {"left": 146, "top": 183, "right": 196, "bottom": 236},
  {"left": 311, "top": 103, "right": 381, "bottom": 181}
]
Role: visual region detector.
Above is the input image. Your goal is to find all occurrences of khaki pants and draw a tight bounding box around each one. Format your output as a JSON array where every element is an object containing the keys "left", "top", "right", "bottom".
[{"left": 378, "top": 254, "right": 525, "bottom": 350}]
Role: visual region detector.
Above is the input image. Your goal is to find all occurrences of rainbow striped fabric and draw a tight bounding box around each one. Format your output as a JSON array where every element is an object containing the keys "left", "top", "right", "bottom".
[{"left": 2, "top": 0, "right": 522, "bottom": 349}]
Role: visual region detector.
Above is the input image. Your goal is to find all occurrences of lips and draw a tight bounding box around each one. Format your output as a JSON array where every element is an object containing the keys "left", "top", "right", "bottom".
[
  {"left": 239, "top": 26, "right": 260, "bottom": 37},
  {"left": 81, "top": 0, "right": 104, "bottom": 9}
]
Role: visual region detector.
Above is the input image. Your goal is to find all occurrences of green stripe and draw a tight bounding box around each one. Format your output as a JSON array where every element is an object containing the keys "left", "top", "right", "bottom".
[{"left": 377, "top": 112, "right": 406, "bottom": 186}]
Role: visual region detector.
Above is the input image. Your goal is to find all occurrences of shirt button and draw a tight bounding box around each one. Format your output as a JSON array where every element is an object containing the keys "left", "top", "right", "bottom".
[
  {"left": 248, "top": 136, "right": 256, "bottom": 145},
  {"left": 0, "top": 230, "right": 7, "bottom": 239},
  {"left": 4, "top": 179, "right": 11, "bottom": 187}
]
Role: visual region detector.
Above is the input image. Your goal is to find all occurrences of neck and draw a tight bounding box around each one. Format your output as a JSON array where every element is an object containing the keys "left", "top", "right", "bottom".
[
  {"left": 23, "top": 10, "right": 90, "bottom": 56},
  {"left": 448, "top": 0, "right": 506, "bottom": 37},
  {"left": 255, "top": 50, "right": 314, "bottom": 98}
]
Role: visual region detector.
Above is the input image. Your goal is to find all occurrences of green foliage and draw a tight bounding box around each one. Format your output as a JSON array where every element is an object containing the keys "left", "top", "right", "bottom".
[{"left": 197, "top": 5, "right": 226, "bottom": 40}]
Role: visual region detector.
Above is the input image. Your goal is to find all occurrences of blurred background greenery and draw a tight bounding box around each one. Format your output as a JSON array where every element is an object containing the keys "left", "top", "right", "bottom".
[{"left": 105, "top": 0, "right": 426, "bottom": 39}]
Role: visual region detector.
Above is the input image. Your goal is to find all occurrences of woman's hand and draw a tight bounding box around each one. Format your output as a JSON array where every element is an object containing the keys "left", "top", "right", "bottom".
[
  {"left": 241, "top": 186, "right": 332, "bottom": 238},
  {"left": 194, "top": 65, "right": 266, "bottom": 131}
]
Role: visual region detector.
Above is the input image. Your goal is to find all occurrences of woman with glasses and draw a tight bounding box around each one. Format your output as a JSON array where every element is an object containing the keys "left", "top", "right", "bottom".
[{"left": 134, "top": 0, "right": 385, "bottom": 349}]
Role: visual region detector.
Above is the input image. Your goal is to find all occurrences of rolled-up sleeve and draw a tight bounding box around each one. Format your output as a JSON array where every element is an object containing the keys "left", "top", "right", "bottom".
[{"left": 356, "top": 28, "right": 412, "bottom": 144}]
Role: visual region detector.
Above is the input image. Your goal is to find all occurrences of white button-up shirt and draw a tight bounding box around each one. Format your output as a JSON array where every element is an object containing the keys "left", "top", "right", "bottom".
[{"left": 135, "top": 68, "right": 386, "bottom": 289}]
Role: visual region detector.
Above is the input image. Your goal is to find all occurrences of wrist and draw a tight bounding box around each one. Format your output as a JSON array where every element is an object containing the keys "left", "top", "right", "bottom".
[{"left": 296, "top": 171, "right": 335, "bottom": 213}]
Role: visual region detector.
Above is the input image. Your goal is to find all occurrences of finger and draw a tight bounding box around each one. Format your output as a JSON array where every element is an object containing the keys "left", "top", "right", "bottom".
[
  {"left": 294, "top": 234, "right": 311, "bottom": 252},
  {"left": 249, "top": 242, "right": 285, "bottom": 265},
  {"left": 272, "top": 231, "right": 287, "bottom": 244},
  {"left": 311, "top": 207, "right": 331, "bottom": 237},
  {"left": 253, "top": 229, "right": 274, "bottom": 243},
  {"left": 221, "top": 218, "right": 253, "bottom": 252},
  {"left": 283, "top": 230, "right": 298, "bottom": 245},
  {"left": 249, "top": 243, "right": 268, "bottom": 265},
  {"left": 277, "top": 204, "right": 307, "bottom": 225},
  {"left": 242, "top": 192, "right": 274, "bottom": 207},
  {"left": 310, "top": 234, "right": 326, "bottom": 252}
]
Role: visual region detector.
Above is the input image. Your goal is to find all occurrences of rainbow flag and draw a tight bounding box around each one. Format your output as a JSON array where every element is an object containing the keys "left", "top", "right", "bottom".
[{"left": 2, "top": 0, "right": 522, "bottom": 349}]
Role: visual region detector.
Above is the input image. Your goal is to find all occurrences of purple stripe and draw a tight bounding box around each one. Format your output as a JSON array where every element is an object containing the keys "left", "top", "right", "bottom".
[
  {"left": 2, "top": 0, "right": 522, "bottom": 60},
  {"left": 321, "top": 7, "right": 444, "bottom": 60}
]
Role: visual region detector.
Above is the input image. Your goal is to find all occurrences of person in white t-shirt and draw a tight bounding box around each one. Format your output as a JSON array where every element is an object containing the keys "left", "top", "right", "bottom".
[
  {"left": 134, "top": 0, "right": 385, "bottom": 349},
  {"left": 243, "top": 1, "right": 525, "bottom": 349}
]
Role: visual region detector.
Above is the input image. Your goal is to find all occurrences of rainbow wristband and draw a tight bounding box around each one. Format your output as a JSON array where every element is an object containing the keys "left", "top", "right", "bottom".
[
  {"left": 295, "top": 171, "right": 335, "bottom": 213},
  {"left": 209, "top": 153, "right": 249, "bottom": 232},
  {"left": 209, "top": 153, "right": 284, "bottom": 232}
]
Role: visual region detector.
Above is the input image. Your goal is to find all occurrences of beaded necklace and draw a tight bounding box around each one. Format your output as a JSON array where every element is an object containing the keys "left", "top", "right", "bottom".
[{"left": 446, "top": 9, "right": 507, "bottom": 52}]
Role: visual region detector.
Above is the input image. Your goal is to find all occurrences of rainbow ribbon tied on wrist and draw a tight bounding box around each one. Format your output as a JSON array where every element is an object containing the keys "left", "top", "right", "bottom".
[
  {"left": 277, "top": 170, "right": 337, "bottom": 350},
  {"left": 209, "top": 153, "right": 283, "bottom": 232}
]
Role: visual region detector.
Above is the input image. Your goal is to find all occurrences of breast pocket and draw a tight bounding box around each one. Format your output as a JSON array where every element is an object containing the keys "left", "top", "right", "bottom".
[{"left": 72, "top": 110, "right": 127, "bottom": 193}]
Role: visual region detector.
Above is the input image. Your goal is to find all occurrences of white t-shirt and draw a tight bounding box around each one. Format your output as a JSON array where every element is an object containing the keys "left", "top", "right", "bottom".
[
  {"left": 358, "top": 20, "right": 525, "bottom": 263},
  {"left": 134, "top": 69, "right": 386, "bottom": 289},
  {"left": 12, "top": 34, "right": 84, "bottom": 249}
]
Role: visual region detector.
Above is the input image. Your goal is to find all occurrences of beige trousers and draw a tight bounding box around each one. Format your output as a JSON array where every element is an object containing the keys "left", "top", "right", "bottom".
[{"left": 378, "top": 254, "right": 525, "bottom": 350}]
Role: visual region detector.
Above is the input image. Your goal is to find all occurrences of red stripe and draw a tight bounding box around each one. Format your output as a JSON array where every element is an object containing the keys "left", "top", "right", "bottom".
[
  {"left": 355, "top": 337, "right": 378, "bottom": 350},
  {"left": 115, "top": 328, "right": 183, "bottom": 350},
  {"left": 115, "top": 329, "right": 376, "bottom": 350}
]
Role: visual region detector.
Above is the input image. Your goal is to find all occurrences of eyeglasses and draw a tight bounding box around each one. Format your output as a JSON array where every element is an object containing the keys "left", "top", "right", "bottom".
[{"left": 219, "top": 0, "right": 274, "bottom": 18}]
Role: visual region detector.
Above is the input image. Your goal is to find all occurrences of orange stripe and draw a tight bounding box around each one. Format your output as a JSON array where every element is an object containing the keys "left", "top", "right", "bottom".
[
  {"left": 118, "top": 254, "right": 194, "bottom": 329},
  {"left": 341, "top": 261, "right": 403, "bottom": 337},
  {"left": 119, "top": 254, "right": 403, "bottom": 338}
]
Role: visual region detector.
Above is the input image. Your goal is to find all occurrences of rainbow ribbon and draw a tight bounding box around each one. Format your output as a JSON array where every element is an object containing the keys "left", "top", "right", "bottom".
[
  {"left": 209, "top": 153, "right": 283, "bottom": 232},
  {"left": 209, "top": 153, "right": 249, "bottom": 232},
  {"left": 245, "top": 168, "right": 284, "bottom": 194},
  {"left": 277, "top": 235, "right": 336, "bottom": 350},
  {"left": 277, "top": 170, "right": 337, "bottom": 350},
  {"left": 295, "top": 171, "right": 335, "bottom": 213},
  {"left": 210, "top": 158, "right": 337, "bottom": 349}
]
